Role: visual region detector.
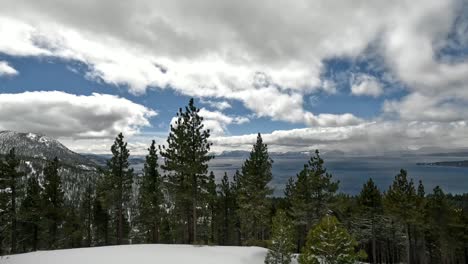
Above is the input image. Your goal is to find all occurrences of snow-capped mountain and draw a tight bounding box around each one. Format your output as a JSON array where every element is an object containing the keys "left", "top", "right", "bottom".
[
  {"left": 0, "top": 130, "right": 96, "bottom": 168},
  {"left": 0, "top": 130, "right": 101, "bottom": 204}
]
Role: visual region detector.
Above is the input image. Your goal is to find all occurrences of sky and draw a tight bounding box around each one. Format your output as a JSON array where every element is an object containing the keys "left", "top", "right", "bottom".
[{"left": 0, "top": 0, "right": 468, "bottom": 155}]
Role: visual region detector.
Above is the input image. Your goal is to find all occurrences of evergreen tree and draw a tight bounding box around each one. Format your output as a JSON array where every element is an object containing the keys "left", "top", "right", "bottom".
[
  {"left": 299, "top": 215, "right": 365, "bottom": 264},
  {"left": 80, "top": 183, "right": 94, "bottom": 247},
  {"left": 42, "top": 157, "right": 64, "bottom": 249},
  {"left": 18, "top": 175, "right": 42, "bottom": 251},
  {"left": 237, "top": 133, "right": 273, "bottom": 245},
  {"left": 138, "top": 140, "right": 164, "bottom": 243},
  {"left": 63, "top": 205, "right": 82, "bottom": 248},
  {"left": 384, "top": 169, "right": 417, "bottom": 264},
  {"left": 206, "top": 171, "right": 217, "bottom": 244},
  {"left": 93, "top": 177, "right": 110, "bottom": 246},
  {"left": 285, "top": 150, "right": 338, "bottom": 251},
  {"left": 159, "top": 98, "right": 213, "bottom": 244},
  {"left": 357, "top": 178, "right": 383, "bottom": 264},
  {"left": 218, "top": 172, "right": 234, "bottom": 245},
  {"left": 107, "top": 133, "right": 134, "bottom": 245},
  {"left": 0, "top": 148, "right": 22, "bottom": 253},
  {"left": 264, "top": 210, "right": 295, "bottom": 264}
]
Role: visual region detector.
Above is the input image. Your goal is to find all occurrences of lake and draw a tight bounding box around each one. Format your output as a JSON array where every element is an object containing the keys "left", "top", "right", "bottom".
[{"left": 208, "top": 153, "right": 468, "bottom": 195}]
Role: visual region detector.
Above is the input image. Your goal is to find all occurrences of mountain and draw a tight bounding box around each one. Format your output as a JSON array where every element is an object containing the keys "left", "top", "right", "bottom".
[
  {"left": 417, "top": 160, "right": 468, "bottom": 168},
  {"left": 0, "top": 130, "right": 96, "bottom": 169},
  {"left": 0, "top": 130, "right": 101, "bottom": 203}
]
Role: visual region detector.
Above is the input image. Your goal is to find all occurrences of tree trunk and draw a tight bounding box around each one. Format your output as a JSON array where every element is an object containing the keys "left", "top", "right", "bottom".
[
  {"left": 372, "top": 220, "right": 377, "bottom": 264},
  {"left": 407, "top": 223, "right": 411, "bottom": 264},
  {"left": 33, "top": 225, "right": 38, "bottom": 251},
  {"left": 117, "top": 204, "right": 123, "bottom": 244},
  {"left": 11, "top": 175, "right": 17, "bottom": 254},
  {"left": 153, "top": 222, "right": 159, "bottom": 243}
]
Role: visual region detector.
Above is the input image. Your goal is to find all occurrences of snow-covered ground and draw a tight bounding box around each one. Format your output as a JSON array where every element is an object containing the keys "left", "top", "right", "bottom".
[{"left": 1, "top": 244, "right": 300, "bottom": 264}]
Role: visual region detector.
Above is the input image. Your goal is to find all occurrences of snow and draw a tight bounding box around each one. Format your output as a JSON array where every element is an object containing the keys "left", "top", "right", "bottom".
[
  {"left": 26, "top": 133, "right": 37, "bottom": 140},
  {"left": 0, "top": 244, "right": 278, "bottom": 264}
]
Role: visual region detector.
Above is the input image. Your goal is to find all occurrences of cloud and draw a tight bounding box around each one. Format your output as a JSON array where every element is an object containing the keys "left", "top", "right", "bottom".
[
  {"left": 0, "top": 91, "right": 156, "bottom": 139},
  {"left": 200, "top": 99, "right": 232, "bottom": 110},
  {"left": 1, "top": 0, "right": 468, "bottom": 154},
  {"left": 210, "top": 120, "right": 468, "bottom": 154},
  {"left": 171, "top": 108, "right": 249, "bottom": 136},
  {"left": 350, "top": 74, "right": 383, "bottom": 97},
  {"left": 0, "top": 61, "right": 18, "bottom": 76}
]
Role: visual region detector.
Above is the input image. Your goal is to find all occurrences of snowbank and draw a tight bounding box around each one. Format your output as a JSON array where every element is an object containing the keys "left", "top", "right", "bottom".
[{"left": 1, "top": 244, "right": 278, "bottom": 264}]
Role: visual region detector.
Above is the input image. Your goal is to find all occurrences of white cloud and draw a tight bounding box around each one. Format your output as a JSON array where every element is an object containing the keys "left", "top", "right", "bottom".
[
  {"left": 350, "top": 74, "right": 383, "bottom": 97},
  {"left": 0, "top": 61, "right": 18, "bottom": 76},
  {"left": 210, "top": 120, "right": 468, "bottom": 154},
  {"left": 200, "top": 99, "right": 232, "bottom": 110},
  {"left": 1, "top": 0, "right": 468, "bottom": 153},
  {"left": 199, "top": 108, "right": 249, "bottom": 136},
  {"left": 0, "top": 91, "right": 156, "bottom": 139}
]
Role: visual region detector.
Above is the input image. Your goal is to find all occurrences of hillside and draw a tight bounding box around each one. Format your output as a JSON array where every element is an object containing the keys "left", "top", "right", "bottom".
[
  {"left": 0, "top": 130, "right": 96, "bottom": 168},
  {"left": 0, "top": 244, "right": 286, "bottom": 264}
]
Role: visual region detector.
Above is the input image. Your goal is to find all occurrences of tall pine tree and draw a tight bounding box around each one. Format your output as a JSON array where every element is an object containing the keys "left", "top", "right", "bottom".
[
  {"left": 237, "top": 133, "right": 273, "bottom": 244},
  {"left": 0, "top": 148, "right": 22, "bottom": 253},
  {"left": 42, "top": 157, "right": 64, "bottom": 249},
  {"left": 138, "top": 140, "right": 164, "bottom": 243},
  {"left": 159, "top": 98, "right": 213, "bottom": 244},
  {"left": 107, "top": 133, "right": 134, "bottom": 245},
  {"left": 357, "top": 178, "right": 383, "bottom": 264},
  {"left": 19, "top": 175, "right": 42, "bottom": 251},
  {"left": 384, "top": 169, "right": 417, "bottom": 264},
  {"left": 285, "top": 150, "right": 338, "bottom": 251}
]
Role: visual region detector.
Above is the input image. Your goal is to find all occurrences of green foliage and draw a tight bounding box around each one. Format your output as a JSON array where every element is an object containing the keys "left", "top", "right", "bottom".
[
  {"left": 0, "top": 148, "right": 23, "bottom": 254},
  {"left": 159, "top": 98, "right": 213, "bottom": 244},
  {"left": 106, "top": 133, "right": 134, "bottom": 244},
  {"left": 18, "top": 175, "right": 42, "bottom": 251},
  {"left": 299, "top": 215, "right": 366, "bottom": 264},
  {"left": 42, "top": 157, "right": 64, "bottom": 249},
  {"left": 265, "top": 210, "right": 295, "bottom": 264},
  {"left": 285, "top": 150, "right": 339, "bottom": 251},
  {"left": 237, "top": 133, "right": 273, "bottom": 243},
  {"left": 138, "top": 140, "right": 164, "bottom": 243}
]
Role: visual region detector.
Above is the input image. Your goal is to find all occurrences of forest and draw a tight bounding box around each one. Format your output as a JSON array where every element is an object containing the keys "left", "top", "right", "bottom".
[{"left": 1, "top": 99, "right": 467, "bottom": 264}]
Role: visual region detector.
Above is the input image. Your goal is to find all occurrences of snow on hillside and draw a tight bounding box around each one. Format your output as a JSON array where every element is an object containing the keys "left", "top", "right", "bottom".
[{"left": 1, "top": 244, "right": 298, "bottom": 264}]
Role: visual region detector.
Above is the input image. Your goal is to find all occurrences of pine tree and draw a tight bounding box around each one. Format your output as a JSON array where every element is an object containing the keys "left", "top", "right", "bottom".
[
  {"left": 285, "top": 150, "right": 338, "bottom": 251},
  {"left": 264, "top": 210, "right": 295, "bottom": 264},
  {"left": 42, "top": 157, "right": 64, "bottom": 249},
  {"left": 138, "top": 140, "right": 164, "bottom": 243},
  {"left": 206, "top": 171, "right": 217, "bottom": 244},
  {"left": 107, "top": 133, "right": 134, "bottom": 245},
  {"left": 218, "top": 172, "right": 234, "bottom": 245},
  {"left": 0, "top": 148, "right": 22, "bottom": 254},
  {"left": 299, "top": 215, "right": 366, "bottom": 264},
  {"left": 357, "top": 178, "right": 383, "bottom": 264},
  {"left": 80, "top": 183, "right": 94, "bottom": 247},
  {"left": 159, "top": 98, "right": 213, "bottom": 244},
  {"left": 237, "top": 133, "right": 273, "bottom": 245},
  {"left": 18, "top": 175, "right": 42, "bottom": 251},
  {"left": 384, "top": 169, "right": 417, "bottom": 264},
  {"left": 93, "top": 177, "right": 110, "bottom": 246}
]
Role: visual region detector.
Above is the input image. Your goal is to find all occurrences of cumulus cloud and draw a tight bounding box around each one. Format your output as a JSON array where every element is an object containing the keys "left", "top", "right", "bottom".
[
  {"left": 350, "top": 74, "right": 384, "bottom": 97},
  {"left": 0, "top": 91, "right": 156, "bottom": 139},
  {"left": 210, "top": 121, "right": 468, "bottom": 154},
  {"left": 0, "top": 61, "right": 18, "bottom": 76},
  {"left": 170, "top": 108, "right": 249, "bottom": 136},
  {"left": 1, "top": 0, "right": 468, "bottom": 153},
  {"left": 200, "top": 99, "right": 232, "bottom": 110}
]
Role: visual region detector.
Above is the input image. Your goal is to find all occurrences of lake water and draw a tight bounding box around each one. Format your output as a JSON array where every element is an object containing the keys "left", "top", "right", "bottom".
[{"left": 208, "top": 153, "right": 468, "bottom": 195}]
